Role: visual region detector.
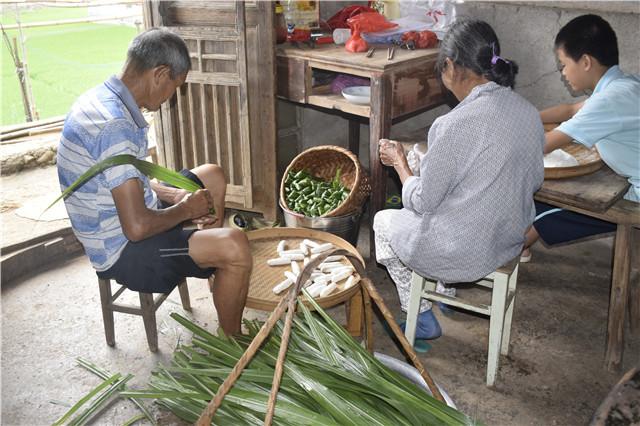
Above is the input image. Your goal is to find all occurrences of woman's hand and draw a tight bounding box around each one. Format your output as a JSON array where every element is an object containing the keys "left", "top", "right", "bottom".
[
  {"left": 379, "top": 138, "right": 413, "bottom": 184},
  {"left": 379, "top": 139, "right": 406, "bottom": 167}
]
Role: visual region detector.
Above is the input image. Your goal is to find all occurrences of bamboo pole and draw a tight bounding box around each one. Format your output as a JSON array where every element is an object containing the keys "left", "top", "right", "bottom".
[
  {"left": 196, "top": 248, "right": 444, "bottom": 425},
  {"left": 263, "top": 252, "right": 330, "bottom": 425},
  {"left": 195, "top": 294, "right": 290, "bottom": 425},
  {"left": 359, "top": 278, "right": 445, "bottom": 402},
  {"left": 10, "top": 36, "right": 33, "bottom": 122},
  {"left": 14, "top": 6, "right": 38, "bottom": 121}
]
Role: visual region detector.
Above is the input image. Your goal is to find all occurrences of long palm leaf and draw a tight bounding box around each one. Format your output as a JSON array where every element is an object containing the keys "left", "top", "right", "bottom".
[{"left": 46, "top": 154, "right": 213, "bottom": 215}]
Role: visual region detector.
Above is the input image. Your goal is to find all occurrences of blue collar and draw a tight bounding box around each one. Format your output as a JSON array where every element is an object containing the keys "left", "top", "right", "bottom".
[
  {"left": 104, "top": 75, "right": 148, "bottom": 128},
  {"left": 593, "top": 65, "right": 623, "bottom": 94}
]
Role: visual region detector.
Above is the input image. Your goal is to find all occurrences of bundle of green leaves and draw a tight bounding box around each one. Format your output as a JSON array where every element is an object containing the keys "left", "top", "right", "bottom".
[{"left": 123, "top": 294, "right": 477, "bottom": 425}]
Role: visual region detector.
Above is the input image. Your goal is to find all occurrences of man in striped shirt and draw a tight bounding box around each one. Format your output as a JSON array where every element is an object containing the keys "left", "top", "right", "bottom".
[{"left": 57, "top": 28, "right": 251, "bottom": 336}]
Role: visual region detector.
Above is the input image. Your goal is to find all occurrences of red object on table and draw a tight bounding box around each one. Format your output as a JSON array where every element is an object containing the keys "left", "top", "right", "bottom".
[
  {"left": 326, "top": 5, "right": 377, "bottom": 29},
  {"left": 287, "top": 28, "right": 311, "bottom": 43},
  {"left": 401, "top": 30, "right": 439, "bottom": 49},
  {"left": 345, "top": 30, "right": 368, "bottom": 53}
]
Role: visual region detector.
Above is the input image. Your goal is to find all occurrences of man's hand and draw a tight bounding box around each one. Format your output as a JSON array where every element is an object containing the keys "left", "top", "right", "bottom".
[
  {"left": 171, "top": 188, "right": 190, "bottom": 205},
  {"left": 179, "top": 189, "right": 213, "bottom": 220}
]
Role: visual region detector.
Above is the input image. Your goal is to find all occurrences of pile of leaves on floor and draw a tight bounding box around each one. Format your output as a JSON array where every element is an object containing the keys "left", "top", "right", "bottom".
[{"left": 54, "top": 295, "right": 478, "bottom": 425}]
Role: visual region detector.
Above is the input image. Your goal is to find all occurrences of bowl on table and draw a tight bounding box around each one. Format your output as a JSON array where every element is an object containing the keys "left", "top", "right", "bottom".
[{"left": 341, "top": 86, "right": 371, "bottom": 105}]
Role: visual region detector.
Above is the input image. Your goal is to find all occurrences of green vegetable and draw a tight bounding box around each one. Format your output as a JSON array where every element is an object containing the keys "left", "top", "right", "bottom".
[{"left": 284, "top": 168, "right": 351, "bottom": 217}]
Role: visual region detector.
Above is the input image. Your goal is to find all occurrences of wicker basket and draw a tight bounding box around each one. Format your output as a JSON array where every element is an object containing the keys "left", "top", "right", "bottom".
[{"left": 280, "top": 145, "right": 371, "bottom": 217}]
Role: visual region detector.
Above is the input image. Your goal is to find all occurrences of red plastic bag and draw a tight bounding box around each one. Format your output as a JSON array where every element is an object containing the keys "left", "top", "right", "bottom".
[
  {"left": 346, "top": 12, "right": 397, "bottom": 33},
  {"left": 345, "top": 30, "right": 368, "bottom": 53},
  {"left": 326, "top": 5, "right": 377, "bottom": 30}
]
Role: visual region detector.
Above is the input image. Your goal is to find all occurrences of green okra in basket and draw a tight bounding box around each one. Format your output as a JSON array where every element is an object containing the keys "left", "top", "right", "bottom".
[{"left": 284, "top": 168, "right": 350, "bottom": 217}]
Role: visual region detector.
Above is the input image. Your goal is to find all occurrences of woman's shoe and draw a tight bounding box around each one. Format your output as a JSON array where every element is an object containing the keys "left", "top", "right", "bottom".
[{"left": 399, "top": 310, "right": 442, "bottom": 340}]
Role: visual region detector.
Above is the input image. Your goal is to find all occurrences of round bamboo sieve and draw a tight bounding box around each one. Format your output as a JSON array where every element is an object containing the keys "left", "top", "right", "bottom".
[{"left": 246, "top": 228, "right": 364, "bottom": 311}]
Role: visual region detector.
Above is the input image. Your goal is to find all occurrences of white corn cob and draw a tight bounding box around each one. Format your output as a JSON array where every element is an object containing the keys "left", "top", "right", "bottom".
[
  {"left": 310, "top": 272, "right": 324, "bottom": 280},
  {"left": 331, "top": 269, "right": 352, "bottom": 284},
  {"left": 267, "top": 257, "right": 290, "bottom": 266},
  {"left": 313, "top": 275, "right": 331, "bottom": 285},
  {"left": 284, "top": 271, "right": 298, "bottom": 282},
  {"left": 344, "top": 274, "right": 360, "bottom": 290},
  {"left": 291, "top": 261, "right": 300, "bottom": 275},
  {"left": 273, "top": 278, "right": 293, "bottom": 294},
  {"left": 299, "top": 243, "right": 309, "bottom": 255},
  {"left": 303, "top": 257, "right": 310, "bottom": 266},
  {"left": 280, "top": 249, "right": 304, "bottom": 256},
  {"left": 320, "top": 262, "right": 345, "bottom": 272},
  {"left": 302, "top": 239, "right": 320, "bottom": 248},
  {"left": 281, "top": 253, "right": 304, "bottom": 261},
  {"left": 320, "top": 283, "right": 337, "bottom": 297},
  {"left": 311, "top": 243, "right": 334, "bottom": 254},
  {"left": 277, "top": 240, "right": 286, "bottom": 254},
  {"left": 329, "top": 266, "right": 355, "bottom": 275},
  {"left": 310, "top": 253, "right": 320, "bottom": 260},
  {"left": 324, "top": 255, "right": 344, "bottom": 262},
  {"left": 307, "top": 282, "right": 325, "bottom": 298}
]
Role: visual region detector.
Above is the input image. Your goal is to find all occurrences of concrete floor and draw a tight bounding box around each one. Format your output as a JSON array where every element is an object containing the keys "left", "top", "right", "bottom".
[{"left": 2, "top": 166, "right": 639, "bottom": 425}]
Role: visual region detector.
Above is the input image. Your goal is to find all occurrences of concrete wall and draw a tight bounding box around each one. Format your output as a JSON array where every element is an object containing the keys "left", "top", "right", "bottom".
[{"left": 279, "top": 2, "right": 639, "bottom": 171}]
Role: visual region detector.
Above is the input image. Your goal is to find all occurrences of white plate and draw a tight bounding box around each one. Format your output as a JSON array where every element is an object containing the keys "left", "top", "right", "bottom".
[{"left": 341, "top": 86, "right": 371, "bottom": 105}]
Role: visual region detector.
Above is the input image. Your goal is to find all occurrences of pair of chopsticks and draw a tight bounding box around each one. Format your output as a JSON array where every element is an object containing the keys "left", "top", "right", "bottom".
[{"left": 366, "top": 47, "right": 395, "bottom": 60}]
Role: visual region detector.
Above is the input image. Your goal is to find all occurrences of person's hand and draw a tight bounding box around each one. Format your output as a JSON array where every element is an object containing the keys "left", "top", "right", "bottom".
[
  {"left": 180, "top": 189, "right": 213, "bottom": 220},
  {"left": 171, "top": 188, "right": 190, "bottom": 205},
  {"left": 379, "top": 139, "right": 406, "bottom": 167}
]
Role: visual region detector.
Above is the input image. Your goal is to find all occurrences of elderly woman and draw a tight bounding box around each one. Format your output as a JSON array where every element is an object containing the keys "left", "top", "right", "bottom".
[{"left": 374, "top": 20, "right": 544, "bottom": 346}]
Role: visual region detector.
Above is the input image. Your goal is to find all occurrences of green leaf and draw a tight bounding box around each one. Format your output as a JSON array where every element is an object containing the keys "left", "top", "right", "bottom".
[
  {"left": 46, "top": 154, "right": 213, "bottom": 215},
  {"left": 52, "top": 373, "right": 122, "bottom": 426}
]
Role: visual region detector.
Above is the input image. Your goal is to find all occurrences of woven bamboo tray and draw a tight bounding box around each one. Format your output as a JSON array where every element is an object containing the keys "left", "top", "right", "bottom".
[
  {"left": 543, "top": 123, "right": 604, "bottom": 179},
  {"left": 246, "top": 228, "right": 364, "bottom": 312}
]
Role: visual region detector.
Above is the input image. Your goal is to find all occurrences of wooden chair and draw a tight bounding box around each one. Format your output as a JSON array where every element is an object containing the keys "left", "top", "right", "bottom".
[
  {"left": 98, "top": 278, "right": 191, "bottom": 352},
  {"left": 404, "top": 257, "right": 520, "bottom": 386}
]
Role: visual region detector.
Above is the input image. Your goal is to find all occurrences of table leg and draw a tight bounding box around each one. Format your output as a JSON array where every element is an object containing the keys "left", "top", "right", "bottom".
[
  {"left": 369, "top": 74, "right": 393, "bottom": 261},
  {"left": 348, "top": 119, "right": 360, "bottom": 157},
  {"left": 605, "top": 224, "right": 631, "bottom": 371},
  {"left": 628, "top": 227, "right": 639, "bottom": 334},
  {"left": 346, "top": 288, "right": 363, "bottom": 337},
  {"left": 362, "top": 284, "right": 374, "bottom": 352}
]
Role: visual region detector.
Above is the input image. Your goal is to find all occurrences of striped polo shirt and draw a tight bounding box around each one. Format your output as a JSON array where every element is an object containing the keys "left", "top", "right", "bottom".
[{"left": 57, "top": 76, "right": 158, "bottom": 271}]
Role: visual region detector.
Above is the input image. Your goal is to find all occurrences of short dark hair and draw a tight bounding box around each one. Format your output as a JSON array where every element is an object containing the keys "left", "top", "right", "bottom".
[
  {"left": 555, "top": 14, "right": 618, "bottom": 67},
  {"left": 126, "top": 28, "right": 191, "bottom": 79},
  {"left": 436, "top": 19, "right": 518, "bottom": 88}
]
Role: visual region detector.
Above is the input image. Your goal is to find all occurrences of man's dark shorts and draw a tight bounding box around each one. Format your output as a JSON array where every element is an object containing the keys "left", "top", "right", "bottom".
[
  {"left": 533, "top": 201, "right": 616, "bottom": 246},
  {"left": 97, "top": 169, "right": 215, "bottom": 293}
]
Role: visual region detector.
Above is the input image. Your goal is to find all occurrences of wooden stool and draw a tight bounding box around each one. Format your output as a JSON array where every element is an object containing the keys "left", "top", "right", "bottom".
[
  {"left": 98, "top": 278, "right": 191, "bottom": 352},
  {"left": 246, "top": 228, "right": 374, "bottom": 350},
  {"left": 405, "top": 257, "right": 520, "bottom": 386}
]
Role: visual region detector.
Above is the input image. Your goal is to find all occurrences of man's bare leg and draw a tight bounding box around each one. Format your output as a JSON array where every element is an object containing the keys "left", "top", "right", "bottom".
[
  {"left": 190, "top": 163, "right": 226, "bottom": 229},
  {"left": 188, "top": 228, "right": 252, "bottom": 335}
]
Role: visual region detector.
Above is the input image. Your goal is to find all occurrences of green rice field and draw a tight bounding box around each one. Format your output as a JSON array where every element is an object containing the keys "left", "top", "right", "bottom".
[{"left": 1, "top": 5, "right": 138, "bottom": 126}]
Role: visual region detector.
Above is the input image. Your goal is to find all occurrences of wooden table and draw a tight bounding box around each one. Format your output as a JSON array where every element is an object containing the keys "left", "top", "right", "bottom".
[
  {"left": 276, "top": 44, "right": 448, "bottom": 256},
  {"left": 535, "top": 166, "right": 640, "bottom": 371}
]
